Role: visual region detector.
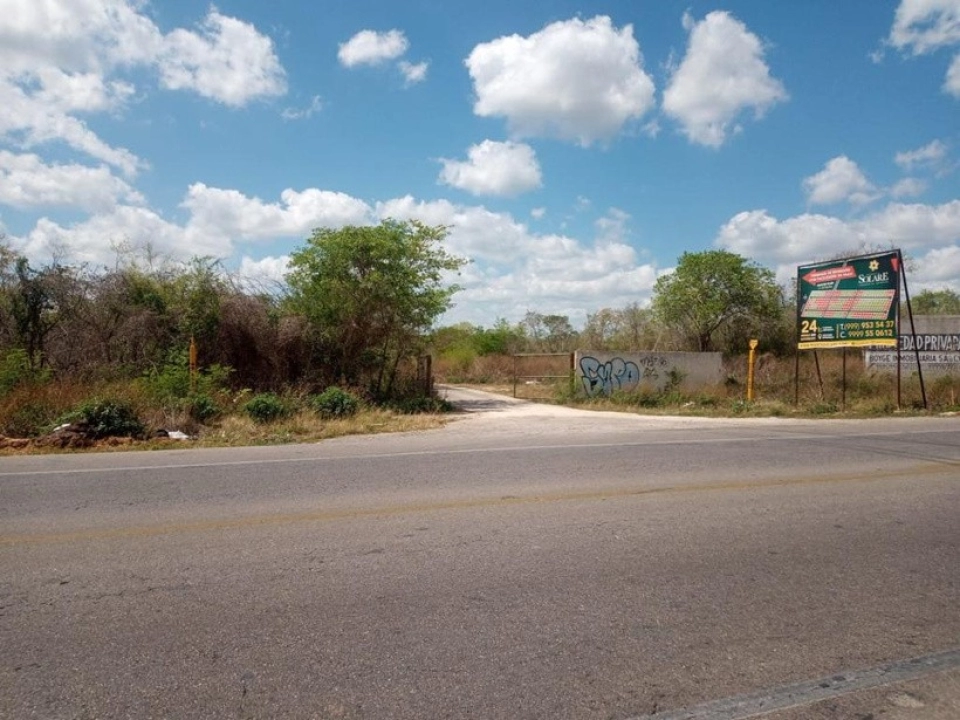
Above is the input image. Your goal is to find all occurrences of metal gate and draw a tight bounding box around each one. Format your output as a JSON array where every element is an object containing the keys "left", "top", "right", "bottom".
[{"left": 511, "top": 353, "right": 575, "bottom": 399}]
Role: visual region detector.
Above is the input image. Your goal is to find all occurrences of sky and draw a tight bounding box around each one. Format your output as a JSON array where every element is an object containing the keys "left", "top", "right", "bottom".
[{"left": 1, "top": 0, "right": 959, "bottom": 327}]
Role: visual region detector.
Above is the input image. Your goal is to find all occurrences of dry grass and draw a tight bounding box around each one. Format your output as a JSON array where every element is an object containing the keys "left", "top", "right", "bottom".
[
  {"left": 193, "top": 409, "right": 448, "bottom": 447},
  {"left": 442, "top": 351, "right": 958, "bottom": 418},
  {"left": 0, "top": 407, "right": 449, "bottom": 456},
  {"left": 2, "top": 350, "right": 956, "bottom": 457}
]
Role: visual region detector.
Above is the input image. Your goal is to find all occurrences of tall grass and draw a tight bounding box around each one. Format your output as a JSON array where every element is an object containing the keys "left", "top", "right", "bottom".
[{"left": 0, "top": 373, "right": 449, "bottom": 453}]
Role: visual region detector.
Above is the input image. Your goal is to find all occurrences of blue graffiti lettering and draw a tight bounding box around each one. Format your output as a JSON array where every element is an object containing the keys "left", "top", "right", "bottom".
[{"left": 580, "top": 356, "right": 641, "bottom": 396}]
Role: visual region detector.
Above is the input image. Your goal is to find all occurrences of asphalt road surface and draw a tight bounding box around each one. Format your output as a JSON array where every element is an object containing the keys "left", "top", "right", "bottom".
[{"left": 2, "top": 387, "right": 959, "bottom": 719}]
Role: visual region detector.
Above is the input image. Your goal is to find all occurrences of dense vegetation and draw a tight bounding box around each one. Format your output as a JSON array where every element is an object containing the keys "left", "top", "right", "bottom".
[
  {"left": 0, "top": 221, "right": 462, "bottom": 442},
  {"left": 3, "top": 228, "right": 959, "bottom": 446}
]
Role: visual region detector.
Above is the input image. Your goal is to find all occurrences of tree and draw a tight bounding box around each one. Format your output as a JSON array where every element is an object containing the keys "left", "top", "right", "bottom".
[
  {"left": 285, "top": 220, "right": 466, "bottom": 395},
  {"left": 652, "top": 250, "right": 783, "bottom": 353},
  {"left": 581, "top": 303, "right": 659, "bottom": 351},
  {"left": 9, "top": 258, "right": 78, "bottom": 370},
  {"left": 520, "top": 311, "right": 576, "bottom": 352},
  {"left": 910, "top": 289, "right": 960, "bottom": 315},
  {"left": 0, "top": 236, "right": 20, "bottom": 350}
]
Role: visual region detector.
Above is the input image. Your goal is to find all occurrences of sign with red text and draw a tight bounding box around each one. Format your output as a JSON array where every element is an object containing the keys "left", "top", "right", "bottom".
[{"left": 797, "top": 251, "right": 900, "bottom": 350}]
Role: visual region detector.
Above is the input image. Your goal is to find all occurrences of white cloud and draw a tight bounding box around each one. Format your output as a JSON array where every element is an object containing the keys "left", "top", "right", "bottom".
[
  {"left": 802, "top": 156, "right": 880, "bottom": 206},
  {"left": 376, "top": 195, "right": 658, "bottom": 323},
  {"left": 895, "top": 139, "right": 949, "bottom": 170},
  {"left": 281, "top": 95, "right": 322, "bottom": 121},
  {"left": 0, "top": 2, "right": 286, "bottom": 176},
  {"left": 438, "top": 140, "right": 542, "bottom": 197},
  {"left": 238, "top": 254, "right": 290, "bottom": 288},
  {"left": 12, "top": 181, "right": 375, "bottom": 268},
  {"left": 531, "top": 207, "right": 546, "bottom": 220},
  {"left": 0, "top": 0, "right": 163, "bottom": 75},
  {"left": 17, "top": 205, "right": 219, "bottom": 265},
  {"left": 338, "top": 29, "right": 409, "bottom": 67},
  {"left": 0, "top": 79, "right": 143, "bottom": 176},
  {"left": 889, "top": 0, "right": 960, "bottom": 54},
  {"left": 12, "top": 180, "right": 660, "bottom": 324},
  {"left": 915, "top": 244, "right": 960, "bottom": 283},
  {"left": 946, "top": 53, "right": 960, "bottom": 96},
  {"left": 715, "top": 200, "right": 960, "bottom": 286},
  {"left": 595, "top": 208, "right": 632, "bottom": 245},
  {"left": 399, "top": 60, "right": 428, "bottom": 85},
  {"left": 865, "top": 199, "right": 960, "bottom": 248},
  {"left": 182, "top": 183, "right": 373, "bottom": 242},
  {"left": 465, "top": 16, "right": 656, "bottom": 146},
  {"left": 717, "top": 209, "right": 860, "bottom": 273},
  {"left": 158, "top": 9, "right": 286, "bottom": 107},
  {"left": 33, "top": 67, "right": 136, "bottom": 113},
  {"left": 890, "top": 177, "right": 928, "bottom": 198},
  {"left": 0, "top": 151, "right": 143, "bottom": 211},
  {"left": 663, "top": 11, "right": 787, "bottom": 147},
  {"left": 888, "top": 1, "right": 960, "bottom": 96}
]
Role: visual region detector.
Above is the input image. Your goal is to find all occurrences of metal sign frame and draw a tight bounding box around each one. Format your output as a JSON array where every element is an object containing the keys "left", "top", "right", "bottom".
[
  {"left": 794, "top": 249, "right": 926, "bottom": 410},
  {"left": 797, "top": 251, "right": 900, "bottom": 350}
]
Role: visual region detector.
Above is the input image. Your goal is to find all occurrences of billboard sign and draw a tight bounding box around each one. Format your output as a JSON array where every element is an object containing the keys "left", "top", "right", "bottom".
[{"left": 797, "top": 251, "right": 900, "bottom": 350}]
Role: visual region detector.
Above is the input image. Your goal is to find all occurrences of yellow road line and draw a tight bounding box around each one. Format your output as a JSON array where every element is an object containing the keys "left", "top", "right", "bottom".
[{"left": 2, "top": 462, "right": 957, "bottom": 547}]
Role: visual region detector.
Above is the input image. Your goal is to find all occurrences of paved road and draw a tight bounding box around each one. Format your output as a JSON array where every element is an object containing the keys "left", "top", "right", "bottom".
[{"left": 1, "top": 388, "right": 959, "bottom": 719}]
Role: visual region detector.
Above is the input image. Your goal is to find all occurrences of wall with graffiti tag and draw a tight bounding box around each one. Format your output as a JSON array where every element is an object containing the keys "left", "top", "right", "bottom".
[{"left": 575, "top": 351, "right": 723, "bottom": 396}]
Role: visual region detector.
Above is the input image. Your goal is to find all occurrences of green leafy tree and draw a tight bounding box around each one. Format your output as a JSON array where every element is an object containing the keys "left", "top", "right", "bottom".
[
  {"left": 170, "top": 257, "right": 225, "bottom": 356},
  {"left": 285, "top": 220, "right": 466, "bottom": 396},
  {"left": 652, "top": 250, "right": 783, "bottom": 353},
  {"left": 910, "top": 289, "right": 960, "bottom": 315},
  {"left": 474, "top": 318, "right": 524, "bottom": 355}
]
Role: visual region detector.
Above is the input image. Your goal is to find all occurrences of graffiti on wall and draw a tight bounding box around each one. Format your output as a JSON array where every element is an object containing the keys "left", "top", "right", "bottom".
[{"left": 579, "top": 355, "right": 671, "bottom": 396}]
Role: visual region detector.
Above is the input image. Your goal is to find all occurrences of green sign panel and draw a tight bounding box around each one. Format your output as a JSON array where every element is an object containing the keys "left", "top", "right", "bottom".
[{"left": 797, "top": 251, "right": 900, "bottom": 349}]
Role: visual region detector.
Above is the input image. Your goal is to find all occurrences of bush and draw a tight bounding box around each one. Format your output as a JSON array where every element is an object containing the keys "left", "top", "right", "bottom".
[
  {"left": 140, "top": 348, "right": 231, "bottom": 403},
  {"left": 309, "top": 387, "right": 360, "bottom": 419},
  {"left": 0, "top": 349, "right": 51, "bottom": 397},
  {"left": 388, "top": 396, "right": 454, "bottom": 414},
  {"left": 244, "top": 392, "right": 289, "bottom": 423},
  {"left": 1, "top": 401, "right": 56, "bottom": 437},
  {"left": 439, "top": 346, "right": 476, "bottom": 380},
  {"left": 809, "top": 401, "right": 838, "bottom": 415},
  {"left": 187, "top": 393, "right": 219, "bottom": 422},
  {"left": 67, "top": 399, "right": 145, "bottom": 438}
]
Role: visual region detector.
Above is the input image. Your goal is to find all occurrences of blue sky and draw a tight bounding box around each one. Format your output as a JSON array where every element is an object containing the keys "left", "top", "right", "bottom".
[{"left": 1, "top": 0, "right": 959, "bottom": 326}]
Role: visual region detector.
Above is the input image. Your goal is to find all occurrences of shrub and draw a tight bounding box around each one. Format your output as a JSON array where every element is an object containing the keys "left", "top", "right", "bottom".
[
  {"left": 809, "top": 401, "right": 838, "bottom": 415},
  {"left": 440, "top": 346, "right": 476, "bottom": 380},
  {"left": 187, "top": 393, "right": 219, "bottom": 422},
  {"left": 309, "top": 387, "right": 360, "bottom": 419},
  {"left": 67, "top": 399, "right": 145, "bottom": 438},
  {"left": 389, "top": 396, "right": 454, "bottom": 414},
  {"left": 244, "top": 392, "right": 289, "bottom": 423},
  {"left": 0, "top": 349, "right": 51, "bottom": 397},
  {"left": 1, "top": 401, "right": 56, "bottom": 437},
  {"left": 140, "top": 348, "right": 231, "bottom": 403}
]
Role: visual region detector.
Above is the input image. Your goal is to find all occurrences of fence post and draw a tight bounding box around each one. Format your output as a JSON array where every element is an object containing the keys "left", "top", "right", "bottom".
[{"left": 746, "top": 339, "right": 758, "bottom": 402}]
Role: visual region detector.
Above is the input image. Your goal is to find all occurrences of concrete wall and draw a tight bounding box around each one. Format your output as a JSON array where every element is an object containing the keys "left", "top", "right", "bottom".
[
  {"left": 865, "top": 315, "right": 960, "bottom": 374},
  {"left": 575, "top": 351, "right": 723, "bottom": 396}
]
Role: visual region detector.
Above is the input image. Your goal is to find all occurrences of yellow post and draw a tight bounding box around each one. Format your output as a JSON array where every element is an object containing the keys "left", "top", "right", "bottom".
[
  {"left": 747, "top": 339, "right": 759, "bottom": 402},
  {"left": 189, "top": 336, "right": 198, "bottom": 394}
]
